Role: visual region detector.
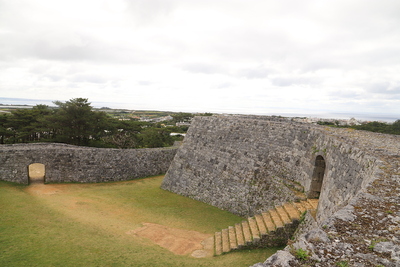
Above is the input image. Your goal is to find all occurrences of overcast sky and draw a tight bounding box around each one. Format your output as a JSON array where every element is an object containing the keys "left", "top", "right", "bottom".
[{"left": 1, "top": 0, "right": 399, "bottom": 120}]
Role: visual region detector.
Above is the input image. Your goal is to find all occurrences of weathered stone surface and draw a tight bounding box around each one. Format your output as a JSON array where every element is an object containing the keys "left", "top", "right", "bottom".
[
  {"left": 260, "top": 127, "right": 400, "bottom": 266},
  {"left": 162, "top": 115, "right": 379, "bottom": 220},
  {"left": 0, "top": 143, "right": 177, "bottom": 184},
  {"left": 374, "top": 242, "right": 400, "bottom": 261},
  {"left": 160, "top": 115, "right": 400, "bottom": 266},
  {"left": 304, "top": 228, "right": 330, "bottom": 243},
  {"left": 262, "top": 250, "right": 296, "bottom": 267}
]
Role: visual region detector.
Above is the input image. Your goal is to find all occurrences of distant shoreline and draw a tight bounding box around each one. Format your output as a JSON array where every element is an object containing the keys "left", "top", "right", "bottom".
[{"left": 0, "top": 97, "right": 397, "bottom": 122}]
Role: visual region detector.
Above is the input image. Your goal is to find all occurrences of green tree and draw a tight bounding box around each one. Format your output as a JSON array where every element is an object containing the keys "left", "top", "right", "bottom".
[
  {"left": 48, "top": 98, "right": 111, "bottom": 146},
  {"left": 353, "top": 121, "right": 389, "bottom": 133},
  {"left": 0, "top": 113, "right": 12, "bottom": 144},
  {"left": 6, "top": 105, "right": 52, "bottom": 143},
  {"left": 199, "top": 112, "right": 213, "bottom": 116},
  {"left": 7, "top": 109, "right": 36, "bottom": 142},
  {"left": 171, "top": 112, "right": 194, "bottom": 123},
  {"left": 1, "top": 98, "right": 190, "bottom": 148},
  {"left": 139, "top": 128, "right": 173, "bottom": 148},
  {"left": 390, "top": 120, "right": 400, "bottom": 134},
  {"left": 30, "top": 105, "right": 54, "bottom": 141},
  {"left": 99, "top": 119, "right": 148, "bottom": 148},
  {"left": 101, "top": 131, "right": 140, "bottom": 148}
]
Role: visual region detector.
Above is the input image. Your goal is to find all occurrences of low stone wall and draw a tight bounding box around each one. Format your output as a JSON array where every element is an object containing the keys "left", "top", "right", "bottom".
[{"left": 0, "top": 143, "right": 178, "bottom": 184}]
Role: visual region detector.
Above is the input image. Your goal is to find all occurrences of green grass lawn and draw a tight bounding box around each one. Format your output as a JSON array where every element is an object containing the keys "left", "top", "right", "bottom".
[{"left": 0, "top": 176, "right": 280, "bottom": 266}]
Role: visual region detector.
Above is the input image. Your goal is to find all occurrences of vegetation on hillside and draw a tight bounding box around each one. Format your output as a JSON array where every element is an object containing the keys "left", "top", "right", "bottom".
[
  {"left": 351, "top": 120, "right": 400, "bottom": 135},
  {"left": 318, "top": 120, "right": 400, "bottom": 135},
  {"left": 0, "top": 98, "right": 208, "bottom": 148}
]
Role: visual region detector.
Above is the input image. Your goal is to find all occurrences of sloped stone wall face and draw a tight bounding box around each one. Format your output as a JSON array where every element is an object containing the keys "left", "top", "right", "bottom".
[
  {"left": 308, "top": 129, "right": 379, "bottom": 222},
  {"left": 0, "top": 143, "right": 177, "bottom": 184},
  {"left": 257, "top": 126, "right": 400, "bottom": 266},
  {"left": 162, "top": 116, "right": 309, "bottom": 217},
  {"left": 161, "top": 116, "right": 380, "bottom": 220}
]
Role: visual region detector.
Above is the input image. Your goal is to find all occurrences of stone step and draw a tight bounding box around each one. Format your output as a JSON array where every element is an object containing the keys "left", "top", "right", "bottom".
[
  {"left": 228, "top": 226, "right": 238, "bottom": 250},
  {"left": 307, "top": 199, "right": 319, "bottom": 209},
  {"left": 293, "top": 201, "right": 307, "bottom": 213},
  {"left": 275, "top": 206, "right": 291, "bottom": 225},
  {"left": 248, "top": 217, "right": 260, "bottom": 242},
  {"left": 254, "top": 214, "right": 268, "bottom": 235},
  {"left": 213, "top": 199, "right": 319, "bottom": 256},
  {"left": 214, "top": 231, "right": 222, "bottom": 255},
  {"left": 199, "top": 236, "right": 215, "bottom": 257},
  {"left": 235, "top": 223, "right": 245, "bottom": 248},
  {"left": 202, "top": 236, "right": 215, "bottom": 255},
  {"left": 283, "top": 202, "right": 301, "bottom": 221},
  {"left": 221, "top": 228, "right": 230, "bottom": 253},
  {"left": 269, "top": 208, "right": 284, "bottom": 229},
  {"left": 300, "top": 200, "right": 314, "bottom": 210},
  {"left": 241, "top": 220, "right": 253, "bottom": 244},
  {"left": 262, "top": 211, "right": 276, "bottom": 233}
]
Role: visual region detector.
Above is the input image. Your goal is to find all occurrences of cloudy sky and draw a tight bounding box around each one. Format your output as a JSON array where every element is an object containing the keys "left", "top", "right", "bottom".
[{"left": 1, "top": 0, "right": 399, "bottom": 120}]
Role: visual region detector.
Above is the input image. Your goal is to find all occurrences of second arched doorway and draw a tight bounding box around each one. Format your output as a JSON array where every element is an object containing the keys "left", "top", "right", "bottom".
[{"left": 308, "top": 155, "right": 325, "bottom": 198}]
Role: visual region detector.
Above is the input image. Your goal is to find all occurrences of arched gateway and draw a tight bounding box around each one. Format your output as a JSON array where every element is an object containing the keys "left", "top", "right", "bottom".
[
  {"left": 308, "top": 155, "right": 326, "bottom": 198},
  {"left": 28, "top": 163, "right": 45, "bottom": 184}
]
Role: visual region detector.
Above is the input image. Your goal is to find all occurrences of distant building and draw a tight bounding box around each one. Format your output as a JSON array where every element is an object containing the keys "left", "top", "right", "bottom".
[
  {"left": 140, "top": 116, "right": 174, "bottom": 123},
  {"left": 176, "top": 122, "right": 191, "bottom": 127},
  {"left": 170, "top": 133, "right": 186, "bottom": 137}
]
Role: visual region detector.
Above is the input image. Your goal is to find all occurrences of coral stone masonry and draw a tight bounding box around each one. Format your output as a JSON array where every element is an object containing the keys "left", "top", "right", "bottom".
[
  {"left": 1, "top": 114, "right": 399, "bottom": 266},
  {"left": 162, "top": 115, "right": 400, "bottom": 266},
  {"left": 0, "top": 143, "right": 177, "bottom": 184},
  {"left": 161, "top": 115, "right": 379, "bottom": 221}
]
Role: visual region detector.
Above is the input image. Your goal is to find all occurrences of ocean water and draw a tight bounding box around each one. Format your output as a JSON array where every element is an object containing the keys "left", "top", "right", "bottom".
[{"left": 0, "top": 97, "right": 56, "bottom": 107}]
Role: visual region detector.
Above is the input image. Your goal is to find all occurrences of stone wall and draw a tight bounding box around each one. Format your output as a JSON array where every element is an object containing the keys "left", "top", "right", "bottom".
[
  {"left": 0, "top": 143, "right": 177, "bottom": 184},
  {"left": 255, "top": 128, "right": 400, "bottom": 266},
  {"left": 161, "top": 115, "right": 380, "bottom": 221},
  {"left": 310, "top": 129, "right": 380, "bottom": 222}
]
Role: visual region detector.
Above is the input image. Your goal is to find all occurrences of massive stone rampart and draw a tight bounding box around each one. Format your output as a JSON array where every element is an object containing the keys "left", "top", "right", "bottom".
[
  {"left": 162, "top": 115, "right": 400, "bottom": 265},
  {"left": 0, "top": 143, "right": 177, "bottom": 184},
  {"left": 161, "top": 115, "right": 379, "bottom": 221}
]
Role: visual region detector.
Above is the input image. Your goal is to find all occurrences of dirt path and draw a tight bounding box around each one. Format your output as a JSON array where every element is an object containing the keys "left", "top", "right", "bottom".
[
  {"left": 127, "top": 223, "right": 214, "bottom": 257},
  {"left": 26, "top": 183, "right": 63, "bottom": 195},
  {"left": 25, "top": 183, "right": 213, "bottom": 258}
]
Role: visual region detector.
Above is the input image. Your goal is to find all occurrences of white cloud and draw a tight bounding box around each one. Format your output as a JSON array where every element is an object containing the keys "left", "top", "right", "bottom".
[
  {"left": 238, "top": 65, "right": 272, "bottom": 79},
  {"left": 181, "top": 62, "right": 227, "bottom": 75}
]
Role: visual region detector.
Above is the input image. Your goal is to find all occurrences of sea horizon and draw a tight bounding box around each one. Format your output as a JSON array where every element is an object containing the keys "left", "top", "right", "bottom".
[{"left": 0, "top": 97, "right": 398, "bottom": 122}]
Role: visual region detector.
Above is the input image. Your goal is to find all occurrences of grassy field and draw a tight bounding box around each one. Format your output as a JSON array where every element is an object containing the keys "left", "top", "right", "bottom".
[{"left": 0, "top": 176, "right": 280, "bottom": 266}]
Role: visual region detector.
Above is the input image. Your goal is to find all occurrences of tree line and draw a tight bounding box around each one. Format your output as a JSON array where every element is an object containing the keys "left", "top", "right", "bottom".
[
  {"left": 0, "top": 98, "right": 197, "bottom": 148},
  {"left": 318, "top": 120, "right": 400, "bottom": 135},
  {"left": 350, "top": 120, "right": 400, "bottom": 135}
]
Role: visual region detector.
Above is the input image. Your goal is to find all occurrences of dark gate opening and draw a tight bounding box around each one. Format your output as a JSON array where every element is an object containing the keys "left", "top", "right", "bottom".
[
  {"left": 28, "top": 163, "right": 45, "bottom": 184},
  {"left": 308, "top": 155, "right": 325, "bottom": 199}
]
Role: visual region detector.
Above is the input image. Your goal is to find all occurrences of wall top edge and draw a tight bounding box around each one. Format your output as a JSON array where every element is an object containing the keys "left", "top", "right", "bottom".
[{"left": 0, "top": 143, "right": 178, "bottom": 151}]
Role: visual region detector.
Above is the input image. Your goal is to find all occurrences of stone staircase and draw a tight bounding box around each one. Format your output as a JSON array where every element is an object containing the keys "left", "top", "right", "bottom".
[{"left": 213, "top": 199, "right": 318, "bottom": 256}]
